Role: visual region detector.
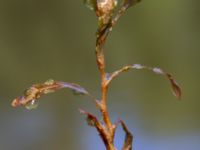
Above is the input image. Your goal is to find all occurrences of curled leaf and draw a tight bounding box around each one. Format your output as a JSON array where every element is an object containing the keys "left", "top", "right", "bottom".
[
  {"left": 133, "top": 64, "right": 181, "bottom": 99},
  {"left": 79, "top": 109, "right": 108, "bottom": 145},
  {"left": 106, "top": 64, "right": 181, "bottom": 99},
  {"left": 121, "top": 121, "right": 133, "bottom": 150},
  {"left": 79, "top": 109, "right": 99, "bottom": 127},
  {"left": 166, "top": 73, "right": 182, "bottom": 99},
  {"left": 115, "top": 120, "right": 133, "bottom": 150},
  {"left": 11, "top": 79, "right": 90, "bottom": 109}
]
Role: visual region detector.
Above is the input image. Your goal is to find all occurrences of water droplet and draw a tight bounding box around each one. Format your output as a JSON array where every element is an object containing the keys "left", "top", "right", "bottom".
[{"left": 25, "top": 100, "right": 38, "bottom": 110}]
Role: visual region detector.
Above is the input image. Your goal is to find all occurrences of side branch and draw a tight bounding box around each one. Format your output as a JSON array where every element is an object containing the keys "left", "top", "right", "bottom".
[
  {"left": 86, "top": 1, "right": 142, "bottom": 150},
  {"left": 11, "top": 79, "right": 100, "bottom": 109},
  {"left": 106, "top": 64, "right": 182, "bottom": 99}
]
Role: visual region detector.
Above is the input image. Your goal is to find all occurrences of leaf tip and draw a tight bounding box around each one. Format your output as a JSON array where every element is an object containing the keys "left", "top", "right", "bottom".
[
  {"left": 166, "top": 74, "right": 182, "bottom": 99},
  {"left": 11, "top": 98, "right": 20, "bottom": 107}
]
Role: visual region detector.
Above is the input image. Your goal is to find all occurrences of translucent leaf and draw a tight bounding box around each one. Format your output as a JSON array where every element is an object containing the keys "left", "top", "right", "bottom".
[
  {"left": 58, "top": 82, "right": 89, "bottom": 95},
  {"left": 84, "top": 0, "right": 96, "bottom": 10},
  {"left": 11, "top": 79, "right": 90, "bottom": 108}
]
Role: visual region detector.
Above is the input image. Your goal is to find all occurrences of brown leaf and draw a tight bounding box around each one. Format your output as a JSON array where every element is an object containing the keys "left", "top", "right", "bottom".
[
  {"left": 11, "top": 79, "right": 89, "bottom": 108},
  {"left": 133, "top": 64, "right": 182, "bottom": 99},
  {"left": 95, "top": 0, "right": 141, "bottom": 55},
  {"left": 79, "top": 109, "right": 98, "bottom": 127},
  {"left": 106, "top": 64, "right": 182, "bottom": 99},
  {"left": 166, "top": 74, "right": 182, "bottom": 99},
  {"left": 132, "top": 64, "right": 182, "bottom": 99},
  {"left": 79, "top": 109, "right": 109, "bottom": 146},
  {"left": 116, "top": 120, "right": 133, "bottom": 150}
]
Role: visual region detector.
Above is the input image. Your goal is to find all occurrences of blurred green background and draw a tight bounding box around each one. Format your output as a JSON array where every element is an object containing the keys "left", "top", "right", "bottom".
[{"left": 0, "top": 0, "right": 199, "bottom": 150}]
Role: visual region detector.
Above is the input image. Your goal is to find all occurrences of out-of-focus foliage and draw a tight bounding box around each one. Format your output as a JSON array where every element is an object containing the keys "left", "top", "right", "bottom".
[{"left": 0, "top": 0, "right": 199, "bottom": 150}]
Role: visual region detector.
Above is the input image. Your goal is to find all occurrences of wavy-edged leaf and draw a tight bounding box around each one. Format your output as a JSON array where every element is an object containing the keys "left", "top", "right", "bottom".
[
  {"left": 106, "top": 64, "right": 181, "bottom": 99},
  {"left": 11, "top": 79, "right": 90, "bottom": 109}
]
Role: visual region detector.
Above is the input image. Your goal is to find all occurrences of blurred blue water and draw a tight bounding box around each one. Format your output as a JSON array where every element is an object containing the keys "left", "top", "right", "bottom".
[{"left": 81, "top": 120, "right": 200, "bottom": 150}]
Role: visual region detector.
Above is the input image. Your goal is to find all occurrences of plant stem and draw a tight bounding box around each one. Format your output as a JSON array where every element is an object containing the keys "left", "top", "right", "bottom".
[
  {"left": 96, "top": 29, "right": 116, "bottom": 149},
  {"left": 94, "top": 1, "right": 143, "bottom": 149}
]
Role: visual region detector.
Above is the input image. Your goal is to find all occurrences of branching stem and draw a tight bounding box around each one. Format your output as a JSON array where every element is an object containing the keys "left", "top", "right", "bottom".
[
  {"left": 11, "top": 1, "right": 181, "bottom": 150},
  {"left": 94, "top": 1, "right": 143, "bottom": 149}
]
